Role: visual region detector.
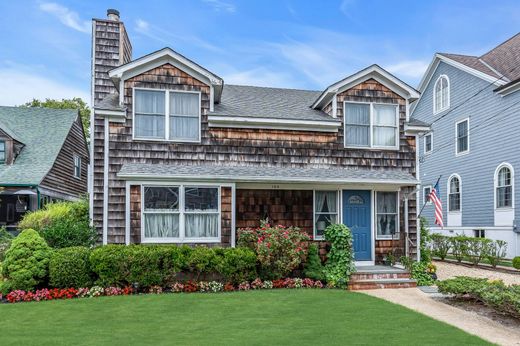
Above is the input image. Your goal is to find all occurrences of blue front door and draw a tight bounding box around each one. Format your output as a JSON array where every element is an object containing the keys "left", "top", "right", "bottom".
[{"left": 343, "top": 190, "right": 372, "bottom": 261}]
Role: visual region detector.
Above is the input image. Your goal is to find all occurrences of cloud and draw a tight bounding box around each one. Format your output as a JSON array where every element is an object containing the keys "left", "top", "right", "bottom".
[
  {"left": 222, "top": 66, "right": 300, "bottom": 88},
  {"left": 135, "top": 19, "right": 150, "bottom": 32},
  {"left": 202, "top": 0, "right": 236, "bottom": 13},
  {"left": 385, "top": 60, "right": 430, "bottom": 79},
  {"left": 39, "top": 2, "right": 90, "bottom": 33},
  {"left": 0, "top": 67, "right": 89, "bottom": 106}
]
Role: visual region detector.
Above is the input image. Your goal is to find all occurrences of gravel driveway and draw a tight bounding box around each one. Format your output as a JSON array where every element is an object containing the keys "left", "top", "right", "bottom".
[{"left": 435, "top": 261, "right": 520, "bottom": 285}]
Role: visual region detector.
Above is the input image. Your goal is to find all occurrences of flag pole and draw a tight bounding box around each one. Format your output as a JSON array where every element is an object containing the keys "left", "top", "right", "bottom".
[{"left": 417, "top": 175, "right": 441, "bottom": 218}]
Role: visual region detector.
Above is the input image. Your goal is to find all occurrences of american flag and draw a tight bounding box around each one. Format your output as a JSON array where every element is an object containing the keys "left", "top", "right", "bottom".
[{"left": 429, "top": 182, "right": 443, "bottom": 228}]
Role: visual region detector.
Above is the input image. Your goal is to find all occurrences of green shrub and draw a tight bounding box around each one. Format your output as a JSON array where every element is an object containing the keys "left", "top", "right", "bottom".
[
  {"left": 186, "top": 246, "right": 218, "bottom": 280},
  {"left": 410, "top": 261, "right": 435, "bottom": 286},
  {"left": 513, "top": 256, "right": 520, "bottom": 270},
  {"left": 0, "top": 227, "right": 14, "bottom": 261},
  {"left": 49, "top": 246, "right": 93, "bottom": 288},
  {"left": 1, "top": 229, "right": 51, "bottom": 293},
  {"left": 486, "top": 240, "right": 507, "bottom": 268},
  {"left": 450, "top": 236, "right": 468, "bottom": 262},
  {"left": 324, "top": 224, "right": 355, "bottom": 288},
  {"left": 237, "top": 222, "right": 309, "bottom": 280},
  {"left": 430, "top": 234, "right": 451, "bottom": 260},
  {"left": 215, "top": 247, "right": 257, "bottom": 284},
  {"left": 419, "top": 217, "right": 432, "bottom": 263},
  {"left": 304, "top": 244, "right": 326, "bottom": 281},
  {"left": 161, "top": 245, "right": 192, "bottom": 285},
  {"left": 465, "top": 237, "right": 492, "bottom": 265},
  {"left": 19, "top": 199, "right": 97, "bottom": 248},
  {"left": 437, "top": 276, "right": 489, "bottom": 296}
]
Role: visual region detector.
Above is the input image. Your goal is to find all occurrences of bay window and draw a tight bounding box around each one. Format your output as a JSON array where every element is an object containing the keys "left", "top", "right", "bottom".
[
  {"left": 344, "top": 102, "right": 399, "bottom": 149},
  {"left": 376, "top": 191, "right": 398, "bottom": 239},
  {"left": 314, "top": 191, "right": 338, "bottom": 239},
  {"left": 142, "top": 185, "right": 220, "bottom": 242},
  {"left": 134, "top": 89, "right": 200, "bottom": 142}
]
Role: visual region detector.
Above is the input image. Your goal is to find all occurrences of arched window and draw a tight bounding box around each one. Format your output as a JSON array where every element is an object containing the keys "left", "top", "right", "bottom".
[
  {"left": 434, "top": 75, "right": 450, "bottom": 113},
  {"left": 496, "top": 164, "right": 513, "bottom": 208},
  {"left": 448, "top": 175, "right": 461, "bottom": 212}
]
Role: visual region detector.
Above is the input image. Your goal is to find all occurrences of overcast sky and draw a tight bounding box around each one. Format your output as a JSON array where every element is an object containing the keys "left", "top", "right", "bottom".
[{"left": 0, "top": 0, "right": 519, "bottom": 106}]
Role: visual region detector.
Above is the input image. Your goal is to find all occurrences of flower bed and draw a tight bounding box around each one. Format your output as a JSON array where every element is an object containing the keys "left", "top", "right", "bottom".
[{"left": 1, "top": 278, "right": 325, "bottom": 304}]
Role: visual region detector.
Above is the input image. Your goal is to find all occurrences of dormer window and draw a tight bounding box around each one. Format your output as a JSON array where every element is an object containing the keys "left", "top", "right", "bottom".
[
  {"left": 133, "top": 88, "right": 200, "bottom": 142},
  {"left": 0, "top": 140, "right": 5, "bottom": 163},
  {"left": 434, "top": 75, "right": 450, "bottom": 114}
]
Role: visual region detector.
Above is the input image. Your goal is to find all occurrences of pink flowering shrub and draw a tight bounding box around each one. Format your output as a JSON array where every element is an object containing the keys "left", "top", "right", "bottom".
[
  {"left": 104, "top": 287, "right": 123, "bottom": 296},
  {"left": 250, "top": 278, "right": 263, "bottom": 289},
  {"left": 238, "top": 281, "right": 251, "bottom": 291},
  {"left": 314, "top": 280, "right": 324, "bottom": 288},
  {"left": 171, "top": 282, "right": 185, "bottom": 293},
  {"left": 237, "top": 221, "right": 310, "bottom": 279},
  {"left": 148, "top": 286, "right": 163, "bottom": 294}
]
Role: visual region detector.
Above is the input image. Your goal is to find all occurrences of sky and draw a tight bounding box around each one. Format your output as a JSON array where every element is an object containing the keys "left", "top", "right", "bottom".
[{"left": 0, "top": 0, "right": 519, "bottom": 106}]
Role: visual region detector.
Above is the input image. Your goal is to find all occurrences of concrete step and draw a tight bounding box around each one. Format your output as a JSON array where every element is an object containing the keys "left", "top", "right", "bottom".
[{"left": 348, "top": 278, "right": 417, "bottom": 290}]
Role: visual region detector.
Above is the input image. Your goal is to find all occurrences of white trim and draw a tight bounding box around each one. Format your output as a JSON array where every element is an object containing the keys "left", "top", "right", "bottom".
[
  {"left": 447, "top": 173, "right": 462, "bottom": 227},
  {"left": 433, "top": 75, "right": 450, "bottom": 114},
  {"left": 125, "top": 181, "right": 130, "bottom": 245},
  {"left": 231, "top": 184, "right": 236, "bottom": 247},
  {"left": 496, "top": 81, "right": 520, "bottom": 96},
  {"left": 102, "top": 117, "right": 109, "bottom": 245},
  {"left": 332, "top": 95, "right": 337, "bottom": 118},
  {"left": 494, "top": 162, "right": 515, "bottom": 209},
  {"left": 89, "top": 20, "right": 96, "bottom": 227},
  {"left": 455, "top": 117, "right": 470, "bottom": 156},
  {"left": 140, "top": 183, "right": 222, "bottom": 244},
  {"left": 312, "top": 64, "right": 420, "bottom": 109},
  {"left": 73, "top": 154, "right": 81, "bottom": 179},
  {"left": 431, "top": 226, "right": 514, "bottom": 231},
  {"left": 374, "top": 190, "right": 400, "bottom": 240},
  {"left": 312, "top": 189, "right": 340, "bottom": 240},
  {"left": 423, "top": 185, "right": 433, "bottom": 205},
  {"left": 208, "top": 116, "right": 340, "bottom": 133},
  {"left": 404, "top": 124, "right": 431, "bottom": 133},
  {"left": 494, "top": 163, "right": 515, "bottom": 226},
  {"left": 424, "top": 132, "right": 433, "bottom": 155},
  {"left": 343, "top": 101, "right": 400, "bottom": 151},
  {"left": 93, "top": 109, "right": 126, "bottom": 117},
  {"left": 132, "top": 87, "right": 202, "bottom": 143}
]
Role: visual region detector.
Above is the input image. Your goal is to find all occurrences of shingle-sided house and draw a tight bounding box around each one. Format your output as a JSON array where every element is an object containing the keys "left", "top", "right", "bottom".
[
  {"left": 91, "top": 10, "right": 428, "bottom": 265},
  {"left": 0, "top": 106, "right": 89, "bottom": 231},
  {"left": 411, "top": 33, "right": 520, "bottom": 258}
]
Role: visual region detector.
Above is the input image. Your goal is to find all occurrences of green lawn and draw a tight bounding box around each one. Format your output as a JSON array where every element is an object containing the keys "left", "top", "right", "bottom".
[{"left": 0, "top": 290, "right": 489, "bottom": 346}]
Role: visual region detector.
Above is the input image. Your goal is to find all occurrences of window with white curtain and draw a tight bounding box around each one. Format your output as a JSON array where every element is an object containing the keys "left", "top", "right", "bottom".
[
  {"left": 376, "top": 192, "right": 398, "bottom": 239},
  {"left": 142, "top": 185, "right": 220, "bottom": 242},
  {"left": 344, "top": 102, "right": 398, "bottom": 149},
  {"left": 134, "top": 89, "right": 200, "bottom": 141},
  {"left": 496, "top": 166, "right": 513, "bottom": 208},
  {"left": 314, "top": 191, "right": 338, "bottom": 239},
  {"left": 434, "top": 75, "right": 450, "bottom": 113},
  {"left": 448, "top": 176, "right": 461, "bottom": 212}
]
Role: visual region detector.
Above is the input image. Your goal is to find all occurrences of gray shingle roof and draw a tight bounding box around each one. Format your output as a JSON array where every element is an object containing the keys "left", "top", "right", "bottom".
[
  {"left": 95, "top": 93, "right": 125, "bottom": 111},
  {"left": 407, "top": 118, "right": 430, "bottom": 127},
  {"left": 210, "top": 85, "right": 339, "bottom": 122},
  {"left": 439, "top": 53, "right": 502, "bottom": 79},
  {"left": 118, "top": 163, "right": 417, "bottom": 184},
  {"left": 0, "top": 106, "right": 78, "bottom": 185},
  {"left": 481, "top": 32, "right": 520, "bottom": 81}
]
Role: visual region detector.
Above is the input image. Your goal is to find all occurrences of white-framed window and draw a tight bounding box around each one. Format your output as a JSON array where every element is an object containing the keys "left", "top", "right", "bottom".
[
  {"left": 455, "top": 118, "right": 469, "bottom": 155},
  {"left": 0, "top": 140, "right": 5, "bottom": 163},
  {"left": 73, "top": 155, "right": 81, "bottom": 179},
  {"left": 375, "top": 191, "right": 399, "bottom": 239},
  {"left": 142, "top": 185, "right": 220, "bottom": 243},
  {"left": 433, "top": 75, "right": 450, "bottom": 114},
  {"left": 423, "top": 186, "right": 432, "bottom": 205},
  {"left": 313, "top": 190, "right": 338, "bottom": 239},
  {"left": 495, "top": 164, "right": 513, "bottom": 209},
  {"left": 473, "top": 229, "right": 485, "bottom": 238},
  {"left": 424, "top": 132, "right": 433, "bottom": 154},
  {"left": 344, "top": 102, "right": 399, "bottom": 150},
  {"left": 448, "top": 175, "right": 461, "bottom": 212},
  {"left": 133, "top": 88, "right": 201, "bottom": 142}
]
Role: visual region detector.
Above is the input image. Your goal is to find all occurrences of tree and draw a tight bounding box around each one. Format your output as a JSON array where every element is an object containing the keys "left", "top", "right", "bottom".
[{"left": 21, "top": 98, "right": 90, "bottom": 140}]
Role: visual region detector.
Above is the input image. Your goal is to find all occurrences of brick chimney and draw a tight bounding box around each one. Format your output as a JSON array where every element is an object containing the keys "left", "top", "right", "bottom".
[{"left": 91, "top": 9, "right": 132, "bottom": 106}]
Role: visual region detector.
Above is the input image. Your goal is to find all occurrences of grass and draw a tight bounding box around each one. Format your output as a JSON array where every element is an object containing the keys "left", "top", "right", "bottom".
[{"left": 0, "top": 290, "right": 489, "bottom": 346}]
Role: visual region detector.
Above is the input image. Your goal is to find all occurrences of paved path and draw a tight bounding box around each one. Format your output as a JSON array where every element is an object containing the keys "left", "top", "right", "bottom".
[
  {"left": 361, "top": 288, "right": 520, "bottom": 346},
  {"left": 435, "top": 261, "right": 520, "bottom": 285}
]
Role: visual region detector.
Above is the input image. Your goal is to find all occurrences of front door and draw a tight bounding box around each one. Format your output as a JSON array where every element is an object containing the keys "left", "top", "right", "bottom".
[{"left": 342, "top": 190, "right": 372, "bottom": 261}]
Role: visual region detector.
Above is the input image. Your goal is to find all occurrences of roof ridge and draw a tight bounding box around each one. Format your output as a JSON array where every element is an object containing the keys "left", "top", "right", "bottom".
[
  {"left": 438, "top": 52, "right": 478, "bottom": 58},
  {"left": 226, "top": 84, "right": 321, "bottom": 93}
]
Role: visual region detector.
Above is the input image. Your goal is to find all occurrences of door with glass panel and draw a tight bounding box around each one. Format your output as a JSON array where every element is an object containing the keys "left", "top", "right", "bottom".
[{"left": 342, "top": 190, "right": 372, "bottom": 261}]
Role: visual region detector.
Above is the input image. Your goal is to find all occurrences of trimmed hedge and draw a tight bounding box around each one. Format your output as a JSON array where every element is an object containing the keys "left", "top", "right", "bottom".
[{"left": 49, "top": 247, "right": 93, "bottom": 288}]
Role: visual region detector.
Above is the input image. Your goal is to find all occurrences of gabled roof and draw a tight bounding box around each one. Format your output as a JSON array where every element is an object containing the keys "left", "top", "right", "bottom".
[
  {"left": 210, "top": 85, "right": 337, "bottom": 122},
  {"left": 312, "top": 64, "right": 420, "bottom": 109},
  {"left": 481, "top": 32, "right": 520, "bottom": 81},
  {"left": 108, "top": 47, "right": 224, "bottom": 102},
  {"left": 0, "top": 106, "right": 79, "bottom": 185}
]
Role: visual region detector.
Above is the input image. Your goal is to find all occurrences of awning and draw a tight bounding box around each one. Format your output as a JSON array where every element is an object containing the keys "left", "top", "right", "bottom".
[
  {"left": 118, "top": 163, "right": 418, "bottom": 185},
  {"left": 0, "top": 188, "right": 37, "bottom": 195}
]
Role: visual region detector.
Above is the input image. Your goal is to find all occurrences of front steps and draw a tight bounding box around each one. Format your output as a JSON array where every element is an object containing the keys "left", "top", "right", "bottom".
[{"left": 348, "top": 266, "right": 417, "bottom": 290}]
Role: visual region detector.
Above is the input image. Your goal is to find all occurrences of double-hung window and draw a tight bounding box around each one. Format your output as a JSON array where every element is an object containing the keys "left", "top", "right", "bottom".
[
  {"left": 134, "top": 89, "right": 200, "bottom": 142},
  {"left": 424, "top": 133, "right": 433, "bottom": 154},
  {"left": 0, "top": 140, "right": 5, "bottom": 163},
  {"left": 448, "top": 176, "right": 461, "bottom": 212},
  {"left": 73, "top": 155, "right": 81, "bottom": 179},
  {"left": 314, "top": 191, "right": 338, "bottom": 239},
  {"left": 496, "top": 166, "right": 513, "bottom": 208},
  {"left": 142, "top": 185, "right": 219, "bottom": 242},
  {"left": 423, "top": 186, "right": 432, "bottom": 205},
  {"left": 456, "top": 119, "right": 469, "bottom": 155},
  {"left": 434, "top": 75, "right": 450, "bottom": 113},
  {"left": 344, "top": 102, "right": 399, "bottom": 149},
  {"left": 376, "top": 192, "right": 398, "bottom": 239}
]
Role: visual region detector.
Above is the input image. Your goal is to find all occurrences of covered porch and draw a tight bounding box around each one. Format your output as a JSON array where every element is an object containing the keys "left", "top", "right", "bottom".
[{"left": 0, "top": 186, "right": 38, "bottom": 232}]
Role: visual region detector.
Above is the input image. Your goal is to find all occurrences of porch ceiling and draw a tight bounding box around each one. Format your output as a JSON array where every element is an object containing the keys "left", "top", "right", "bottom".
[{"left": 117, "top": 163, "right": 418, "bottom": 185}]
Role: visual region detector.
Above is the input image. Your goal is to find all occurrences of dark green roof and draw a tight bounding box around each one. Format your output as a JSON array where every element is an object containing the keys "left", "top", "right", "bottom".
[{"left": 0, "top": 106, "right": 79, "bottom": 185}]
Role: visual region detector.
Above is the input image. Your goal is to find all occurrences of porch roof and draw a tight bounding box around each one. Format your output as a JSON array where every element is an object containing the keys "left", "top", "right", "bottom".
[{"left": 118, "top": 163, "right": 418, "bottom": 185}]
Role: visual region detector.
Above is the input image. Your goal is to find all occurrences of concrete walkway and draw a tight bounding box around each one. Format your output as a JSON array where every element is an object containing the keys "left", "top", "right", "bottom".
[{"left": 361, "top": 288, "right": 520, "bottom": 346}]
